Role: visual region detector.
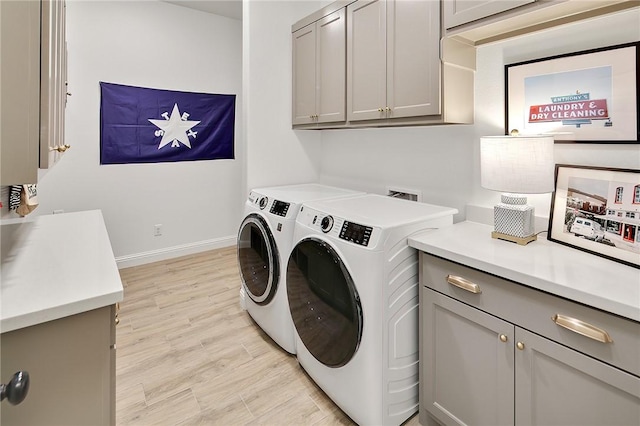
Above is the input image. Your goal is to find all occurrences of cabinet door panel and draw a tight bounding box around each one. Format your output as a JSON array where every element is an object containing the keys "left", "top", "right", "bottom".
[
  {"left": 515, "top": 328, "right": 640, "bottom": 426},
  {"left": 292, "top": 25, "right": 317, "bottom": 125},
  {"left": 40, "top": 0, "right": 67, "bottom": 169},
  {"left": 0, "top": 0, "right": 40, "bottom": 185},
  {"left": 347, "top": 0, "right": 386, "bottom": 121},
  {"left": 444, "top": 0, "right": 536, "bottom": 29},
  {"left": 387, "top": 0, "right": 440, "bottom": 118},
  {"left": 317, "top": 9, "right": 346, "bottom": 123},
  {"left": 423, "top": 289, "right": 514, "bottom": 426},
  {"left": 317, "top": 9, "right": 347, "bottom": 123},
  {"left": 1, "top": 307, "right": 113, "bottom": 425}
]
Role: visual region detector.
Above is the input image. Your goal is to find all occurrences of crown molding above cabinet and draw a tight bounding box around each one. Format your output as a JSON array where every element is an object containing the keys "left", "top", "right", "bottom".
[{"left": 444, "top": 0, "right": 640, "bottom": 46}]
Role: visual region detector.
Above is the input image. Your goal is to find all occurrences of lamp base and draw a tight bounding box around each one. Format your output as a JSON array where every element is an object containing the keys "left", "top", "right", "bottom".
[{"left": 491, "top": 231, "right": 537, "bottom": 245}]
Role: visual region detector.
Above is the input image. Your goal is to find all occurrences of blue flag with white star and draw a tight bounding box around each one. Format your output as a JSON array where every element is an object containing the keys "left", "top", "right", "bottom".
[{"left": 100, "top": 82, "right": 235, "bottom": 164}]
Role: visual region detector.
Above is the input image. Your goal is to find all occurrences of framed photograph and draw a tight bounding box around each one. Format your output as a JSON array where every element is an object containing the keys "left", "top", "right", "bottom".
[
  {"left": 548, "top": 164, "right": 640, "bottom": 268},
  {"left": 505, "top": 42, "right": 639, "bottom": 143}
]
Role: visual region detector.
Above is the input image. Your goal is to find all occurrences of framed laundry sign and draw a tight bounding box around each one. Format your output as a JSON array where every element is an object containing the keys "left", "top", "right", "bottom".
[{"left": 505, "top": 42, "right": 639, "bottom": 143}]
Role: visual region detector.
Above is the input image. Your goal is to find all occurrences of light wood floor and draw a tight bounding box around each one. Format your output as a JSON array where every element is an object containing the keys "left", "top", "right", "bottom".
[{"left": 116, "top": 246, "right": 420, "bottom": 425}]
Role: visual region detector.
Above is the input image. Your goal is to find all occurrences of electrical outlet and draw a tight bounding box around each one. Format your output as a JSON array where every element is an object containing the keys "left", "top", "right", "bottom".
[{"left": 154, "top": 224, "right": 163, "bottom": 236}]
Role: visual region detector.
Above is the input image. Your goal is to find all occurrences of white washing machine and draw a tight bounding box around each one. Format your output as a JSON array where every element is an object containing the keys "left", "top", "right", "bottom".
[
  {"left": 237, "top": 184, "right": 364, "bottom": 354},
  {"left": 286, "top": 194, "right": 457, "bottom": 425}
]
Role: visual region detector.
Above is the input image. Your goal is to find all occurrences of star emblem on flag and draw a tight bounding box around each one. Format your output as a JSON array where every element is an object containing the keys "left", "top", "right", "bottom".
[{"left": 149, "top": 103, "right": 201, "bottom": 149}]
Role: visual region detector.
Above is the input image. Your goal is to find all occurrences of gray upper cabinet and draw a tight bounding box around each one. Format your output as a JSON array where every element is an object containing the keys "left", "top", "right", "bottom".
[
  {"left": 292, "top": 0, "right": 475, "bottom": 129},
  {"left": 1, "top": 0, "right": 41, "bottom": 185},
  {"left": 292, "top": 8, "right": 346, "bottom": 126},
  {"left": 0, "top": 0, "right": 68, "bottom": 186},
  {"left": 443, "top": 0, "right": 536, "bottom": 29},
  {"left": 347, "top": 0, "right": 441, "bottom": 122}
]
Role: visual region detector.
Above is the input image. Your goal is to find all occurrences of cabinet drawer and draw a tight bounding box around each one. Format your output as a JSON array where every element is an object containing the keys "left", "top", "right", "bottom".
[{"left": 421, "top": 253, "right": 640, "bottom": 377}]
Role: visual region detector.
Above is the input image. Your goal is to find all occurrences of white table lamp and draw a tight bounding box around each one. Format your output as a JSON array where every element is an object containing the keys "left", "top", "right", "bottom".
[{"left": 480, "top": 134, "right": 555, "bottom": 245}]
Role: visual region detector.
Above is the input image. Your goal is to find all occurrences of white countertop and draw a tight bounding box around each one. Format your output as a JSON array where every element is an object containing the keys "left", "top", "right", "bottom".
[
  {"left": 409, "top": 221, "right": 640, "bottom": 322},
  {"left": 1, "top": 210, "right": 123, "bottom": 333}
]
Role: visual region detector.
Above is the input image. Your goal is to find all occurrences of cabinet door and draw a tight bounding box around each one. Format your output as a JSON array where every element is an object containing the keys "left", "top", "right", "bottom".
[
  {"left": 40, "top": 0, "right": 68, "bottom": 169},
  {"left": 1, "top": 307, "right": 114, "bottom": 425},
  {"left": 423, "top": 289, "right": 515, "bottom": 426},
  {"left": 292, "top": 24, "right": 317, "bottom": 125},
  {"left": 316, "top": 8, "right": 346, "bottom": 123},
  {"left": 0, "top": 0, "right": 40, "bottom": 185},
  {"left": 443, "top": 0, "right": 536, "bottom": 29},
  {"left": 386, "top": 0, "right": 440, "bottom": 118},
  {"left": 347, "top": 0, "right": 387, "bottom": 122},
  {"left": 515, "top": 328, "right": 640, "bottom": 426}
]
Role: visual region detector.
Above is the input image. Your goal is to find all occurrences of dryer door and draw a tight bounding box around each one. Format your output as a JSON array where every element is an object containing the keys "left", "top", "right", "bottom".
[
  {"left": 287, "top": 237, "right": 362, "bottom": 367},
  {"left": 237, "top": 214, "right": 279, "bottom": 305}
]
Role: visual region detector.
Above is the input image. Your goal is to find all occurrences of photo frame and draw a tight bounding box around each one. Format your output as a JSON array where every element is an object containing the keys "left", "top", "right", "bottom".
[
  {"left": 505, "top": 42, "right": 639, "bottom": 143},
  {"left": 548, "top": 164, "right": 640, "bottom": 268}
]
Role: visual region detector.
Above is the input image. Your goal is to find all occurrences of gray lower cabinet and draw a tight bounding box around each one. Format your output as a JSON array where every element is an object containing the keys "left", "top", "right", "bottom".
[
  {"left": 1, "top": 305, "right": 116, "bottom": 425},
  {"left": 420, "top": 254, "right": 640, "bottom": 426}
]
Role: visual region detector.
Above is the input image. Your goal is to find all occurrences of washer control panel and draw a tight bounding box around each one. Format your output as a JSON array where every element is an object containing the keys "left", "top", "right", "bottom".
[
  {"left": 270, "top": 200, "right": 290, "bottom": 217},
  {"left": 339, "top": 221, "right": 372, "bottom": 247}
]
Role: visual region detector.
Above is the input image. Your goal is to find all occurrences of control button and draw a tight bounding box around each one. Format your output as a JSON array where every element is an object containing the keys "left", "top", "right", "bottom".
[
  {"left": 320, "top": 216, "right": 334, "bottom": 233},
  {"left": 259, "top": 197, "right": 268, "bottom": 209}
]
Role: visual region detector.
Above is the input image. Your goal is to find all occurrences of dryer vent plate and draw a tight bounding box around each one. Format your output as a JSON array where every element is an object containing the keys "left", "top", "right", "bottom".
[{"left": 387, "top": 186, "right": 421, "bottom": 202}]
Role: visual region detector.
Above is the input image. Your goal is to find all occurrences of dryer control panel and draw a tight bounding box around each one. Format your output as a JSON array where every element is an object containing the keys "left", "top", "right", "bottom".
[
  {"left": 340, "top": 221, "right": 372, "bottom": 247},
  {"left": 298, "top": 206, "right": 380, "bottom": 249}
]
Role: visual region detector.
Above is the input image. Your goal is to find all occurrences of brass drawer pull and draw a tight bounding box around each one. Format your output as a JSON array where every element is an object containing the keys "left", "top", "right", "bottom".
[
  {"left": 446, "top": 275, "right": 481, "bottom": 294},
  {"left": 552, "top": 314, "right": 613, "bottom": 343}
]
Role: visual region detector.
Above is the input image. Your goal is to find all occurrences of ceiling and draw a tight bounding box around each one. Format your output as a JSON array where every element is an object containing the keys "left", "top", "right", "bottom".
[{"left": 162, "top": 0, "right": 242, "bottom": 20}]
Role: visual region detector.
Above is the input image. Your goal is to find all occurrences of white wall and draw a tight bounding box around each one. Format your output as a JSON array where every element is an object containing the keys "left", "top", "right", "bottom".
[
  {"left": 320, "top": 7, "right": 640, "bottom": 223},
  {"left": 34, "top": 1, "right": 243, "bottom": 266},
  {"left": 244, "top": 0, "right": 326, "bottom": 193},
  {"left": 469, "top": 8, "right": 640, "bottom": 217}
]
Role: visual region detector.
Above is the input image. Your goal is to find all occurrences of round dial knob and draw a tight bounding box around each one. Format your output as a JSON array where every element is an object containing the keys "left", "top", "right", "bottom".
[
  {"left": 258, "top": 197, "right": 268, "bottom": 210},
  {"left": 320, "top": 216, "right": 334, "bottom": 233}
]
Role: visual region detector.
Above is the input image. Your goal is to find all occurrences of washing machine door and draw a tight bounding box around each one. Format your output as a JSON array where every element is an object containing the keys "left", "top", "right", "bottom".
[
  {"left": 237, "top": 214, "right": 279, "bottom": 305},
  {"left": 287, "top": 237, "right": 362, "bottom": 367}
]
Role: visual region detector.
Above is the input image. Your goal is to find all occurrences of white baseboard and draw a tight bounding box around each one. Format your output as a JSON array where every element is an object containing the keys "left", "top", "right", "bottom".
[{"left": 115, "top": 236, "right": 236, "bottom": 269}]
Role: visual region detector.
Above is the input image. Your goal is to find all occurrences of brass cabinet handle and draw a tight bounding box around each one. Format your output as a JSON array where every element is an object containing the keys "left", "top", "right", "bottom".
[
  {"left": 516, "top": 342, "right": 525, "bottom": 350},
  {"left": 446, "top": 274, "right": 482, "bottom": 294},
  {"left": 385, "top": 106, "right": 391, "bottom": 111},
  {"left": 378, "top": 108, "right": 383, "bottom": 112},
  {"left": 49, "top": 144, "right": 71, "bottom": 153},
  {"left": 499, "top": 334, "right": 508, "bottom": 342},
  {"left": 552, "top": 314, "right": 613, "bottom": 343}
]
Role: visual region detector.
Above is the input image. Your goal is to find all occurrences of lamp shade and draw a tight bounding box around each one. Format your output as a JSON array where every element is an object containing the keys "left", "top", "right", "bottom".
[{"left": 480, "top": 135, "right": 555, "bottom": 194}]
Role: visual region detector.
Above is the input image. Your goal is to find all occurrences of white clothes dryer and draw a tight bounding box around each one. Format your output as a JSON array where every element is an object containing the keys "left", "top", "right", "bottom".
[
  {"left": 286, "top": 194, "right": 457, "bottom": 425},
  {"left": 237, "top": 184, "right": 364, "bottom": 354}
]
